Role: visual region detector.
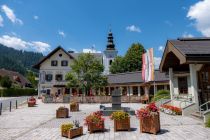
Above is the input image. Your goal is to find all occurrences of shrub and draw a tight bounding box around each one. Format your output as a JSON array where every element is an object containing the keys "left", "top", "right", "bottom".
[
  {"left": 205, "top": 117, "right": 210, "bottom": 128},
  {"left": 110, "top": 111, "right": 129, "bottom": 120},
  {"left": 152, "top": 90, "right": 170, "bottom": 102},
  {"left": 0, "top": 88, "right": 37, "bottom": 97},
  {"left": 61, "top": 123, "right": 74, "bottom": 132}
]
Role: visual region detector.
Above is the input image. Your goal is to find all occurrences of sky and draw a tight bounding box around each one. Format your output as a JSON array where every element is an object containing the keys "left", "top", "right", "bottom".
[{"left": 0, "top": 0, "right": 210, "bottom": 68}]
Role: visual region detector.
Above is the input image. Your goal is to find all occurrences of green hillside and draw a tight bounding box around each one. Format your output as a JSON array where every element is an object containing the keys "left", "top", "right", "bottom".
[{"left": 0, "top": 44, "right": 43, "bottom": 75}]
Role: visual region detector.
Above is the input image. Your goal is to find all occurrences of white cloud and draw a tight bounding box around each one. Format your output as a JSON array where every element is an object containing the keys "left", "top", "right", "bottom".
[
  {"left": 58, "top": 30, "right": 66, "bottom": 37},
  {"left": 154, "top": 57, "right": 161, "bottom": 69},
  {"left": 33, "top": 15, "right": 39, "bottom": 20},
  {"left": 1, "top": 4, "right": 23, "bottom": 25},
  {"left": 0, "top": 35, "right": 50, "bottom": 53},
  {"left": 83, "top": 48, "right": 101, "bottom": 53},
  {"left": 0, "top": 15, "right": 3, "bottom": 27},
  {"left": 182, "top": 32, "right": 194, "bottom": 38},
  {"left": 31, "top": 41, "right": 51, "bottom": 53},
  {"left": 187, "top": 0, "right": 210, "bottom": 36},
  {"left": 158, "top": 46, "right": 164, "bottom": 52},
  {"left": 126, "top": 25, "right": 141, "bottom": 33}
]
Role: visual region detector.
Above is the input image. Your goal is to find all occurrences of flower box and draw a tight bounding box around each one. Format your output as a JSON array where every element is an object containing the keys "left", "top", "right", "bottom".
[
  {"left": 85, "top": 111, "right": 105, "bottom": 133},
  {"left": 70, "top": 103, "right": 79, "bottom": 112},
  {"left": 140, "top": 113, "right": 160, "bottom": 134},
  {"left": 28, "top": 100, "right": 35, "bottom": 107},
  {"left": 114, "top": 117, "right": 130, "bottom": 131},
  {"left": 136, "top": 103, "right": 160, "bottom": 135},
  {"left": 56, "top": 107, "right": 69, "bottom": 118},
  {"left": 88, "top": 121, "right": 104, "bottom": 133},
  {"left": 68, "top": 126, "right": 83, "bottom": 139}
]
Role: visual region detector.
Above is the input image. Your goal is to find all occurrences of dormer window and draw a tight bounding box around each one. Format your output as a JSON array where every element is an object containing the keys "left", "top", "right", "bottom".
[
  {"left": 61, "top": 60, "right": 68, "bottom": 66},
  {"left": 51, "top": 60, "right": 58, "bottom": 66}
]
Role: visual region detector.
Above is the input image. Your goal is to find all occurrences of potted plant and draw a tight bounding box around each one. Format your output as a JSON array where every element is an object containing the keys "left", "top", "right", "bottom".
[
  {"left": 110, "top": 111, "right": 130, "bottom": 131},
  {"left": 68, "top": 120, "right": 83, "bottom": 139},
  {"left": 136, "top": 103, "right": 160, "bottom": 134},
  {"left": 56, "top": 106, "right": 69, "bottom": 118},
  {"left": 61, "top": 123, "right": 73, "bottom": 137},
  {"left": 84, "top": 111, "right": 105, "bottom": 133},
  {"left": 70, "top": 101, "right": 79, "bottom": 112},
  {"left": 28, "top": 97, "right": 36, "bottom": 107}
]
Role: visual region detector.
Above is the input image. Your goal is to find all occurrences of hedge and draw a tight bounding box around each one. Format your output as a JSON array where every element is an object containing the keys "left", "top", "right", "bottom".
[{"left": 0, "top": 88, "right": 37, "bottom": 97}]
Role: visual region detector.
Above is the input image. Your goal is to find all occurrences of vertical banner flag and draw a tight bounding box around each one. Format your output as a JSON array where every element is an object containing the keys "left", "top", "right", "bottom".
[
  {"left": 142, "top": 53, "right": 146, "bottom": 81},
  {"left": 142, "top": 48, "right": 154, "bottom": 82},
  {"left": 148, "top": 48, "right": 154, "bottom": 81}
]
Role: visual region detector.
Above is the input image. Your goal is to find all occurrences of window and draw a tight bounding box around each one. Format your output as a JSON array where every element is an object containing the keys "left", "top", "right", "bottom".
[
  {"left": 45, "top": 74, "right": 53, "bottom": 82},
  {"left": 61, "top": 60, "right": 68, "bottom": 66},
  {"left": 56, "top": 74, "right": 63, "bottom": 81},
  {"left": 178, "top": 77, "right": 188, "bottom": 94},
  {"left": 51, "top": 60, "right": 58, "bottom": 66},
  {"left": 46, "top": 89, "right": 51, "bottom": 95},
  {"left": 59, "top": 53, "right": 62, "bottom": 57},
  {"left": 109, "top": 60, "right": 112, "bottom": 65}
]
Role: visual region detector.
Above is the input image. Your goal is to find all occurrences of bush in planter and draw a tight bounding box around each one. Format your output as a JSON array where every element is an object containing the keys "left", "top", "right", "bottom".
[
  {"left": 84, "top": 111, "right": 105, "bottom": 133},
  {"left": 205, "top": 117, "right": 210, "bottom": 128},
  {"left": 61, "top": 123, "right": 74, "bottom": 137},
  {"left": 110, "top": 111, "right": 130, "bottom": 131},
  {"left": 136, "top": 103, "right": 160, "bottom": 134}
]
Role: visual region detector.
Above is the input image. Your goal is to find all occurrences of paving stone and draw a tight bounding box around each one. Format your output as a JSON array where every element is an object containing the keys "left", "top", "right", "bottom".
[{"left": 0, "top": 100, "right": 210, "bottom": 140}]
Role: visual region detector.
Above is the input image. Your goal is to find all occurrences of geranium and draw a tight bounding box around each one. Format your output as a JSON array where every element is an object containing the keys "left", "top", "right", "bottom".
[
  {"left": 136, "top": 103, "right": 159, "bottom": 119},
  {"left": 160, "top": 105, "right": 182, "bottom": 115},
  {"left": 84, "top": 111, "right": 105, "bottom": 129}
]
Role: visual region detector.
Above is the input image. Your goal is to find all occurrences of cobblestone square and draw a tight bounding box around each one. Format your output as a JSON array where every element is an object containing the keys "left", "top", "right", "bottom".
[{"left": 0, "top": 100, "right": 210, "bottom": 140}]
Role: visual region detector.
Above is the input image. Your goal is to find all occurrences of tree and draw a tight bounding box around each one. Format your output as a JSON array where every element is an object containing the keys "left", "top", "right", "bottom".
[
  {"left": 26, "top": 71, "right": 38, "bottom": 88},
  {"left": 124, "top": 43, "right": 145, "bottom": 72},
  {"left": 0, "top": 76, "right": 12, "bottom": 88},
  {"left": 110, "top": 56, "right": 125, "bottom": 74},
  {"left": 66, "top": 53, "right": 107, "bottom": 95},
  {"left": 110, "top": 43, "right": 145, "bottom": 73}
]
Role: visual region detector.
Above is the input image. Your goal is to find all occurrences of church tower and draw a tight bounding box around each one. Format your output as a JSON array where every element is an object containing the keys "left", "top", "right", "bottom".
[{"left": 103, "top": 29, "right": 118, "bottom": 75}]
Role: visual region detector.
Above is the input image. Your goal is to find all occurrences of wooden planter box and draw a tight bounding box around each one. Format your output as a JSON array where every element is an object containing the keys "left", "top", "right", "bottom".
[
  {"left": 114, "top": 117, "right": 130, "bottom": 131},
  {"left": 140, "top": 113, "right": 160, "bottom": 134},
  {"left": 70, "top": 103, "right": 79, "bottom": 112},
  {"left": 61, "top": 130, "right": 68, "bottom": 137},
  {"left": 88, "top": 121, "right": 104, "bottom": 133},
  {"left": 68, "top": 127, "right": 83, "bottom": 139},
  {"left": 56, "top": 108, "right": 69, "bottom": 118},
  {"left": 28, "top": 101, "right": 35, "bottom": 107}
]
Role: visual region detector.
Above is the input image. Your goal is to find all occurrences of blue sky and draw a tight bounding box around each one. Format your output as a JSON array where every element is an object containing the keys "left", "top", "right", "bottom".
[{"left": 0, "top": 0, "right": 210, "bottom": 67}]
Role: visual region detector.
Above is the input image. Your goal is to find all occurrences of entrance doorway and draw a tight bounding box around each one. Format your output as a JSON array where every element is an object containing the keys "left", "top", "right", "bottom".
[{"left": 198, "top": 65, "right": 210, "bottom": 105}]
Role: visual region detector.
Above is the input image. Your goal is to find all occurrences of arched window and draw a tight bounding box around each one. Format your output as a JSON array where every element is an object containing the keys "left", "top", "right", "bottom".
[{"left": 109, "top": 60, "right": 112, "bottom": 65}]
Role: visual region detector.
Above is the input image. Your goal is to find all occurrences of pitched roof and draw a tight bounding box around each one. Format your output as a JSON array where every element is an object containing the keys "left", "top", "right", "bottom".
[
  {"left": 107, "top": 70, "right": 168, "bottom": 85},
  {"left": 33, "top": 46, "right": 74, "bottom": 69},
  {"left": 69, "top": 53, "right": 103, "bottom": 60},
  {"left": 0, "top": 69, "right": 31, "bottom": 87},
  {"left": 160, "top": 38, "right": 210, "bottom": 72},
  {"left": 169, "top": 38, "right": 210, "bottom": 56}
]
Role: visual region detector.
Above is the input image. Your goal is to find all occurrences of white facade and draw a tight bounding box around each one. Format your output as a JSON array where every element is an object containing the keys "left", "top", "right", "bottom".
[
  {"left": 38, "top": 49, "right": 73, "bottom": 96},
  {"left": 103, "top": 49, "right": 118, "bottom": 75}
]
